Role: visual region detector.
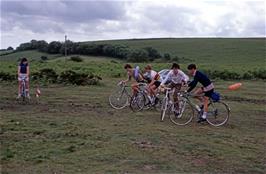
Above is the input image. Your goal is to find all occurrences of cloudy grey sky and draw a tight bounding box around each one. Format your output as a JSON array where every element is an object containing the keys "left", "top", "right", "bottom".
[{"left": 1, "top": 0, "right": 265, "bottom": 49}]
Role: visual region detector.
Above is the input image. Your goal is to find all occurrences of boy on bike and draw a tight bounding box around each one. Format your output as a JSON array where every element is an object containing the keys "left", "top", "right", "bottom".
[
  {"left": 187, "top": 64, "right": 214, "bottom": 123},
  {"left": 160, "top": 63, "right": 189, "bottom": 116},
  {"left": 17, "top": 57, "right": 30, "bottom": 99},
  {"left": 122, "top": 64, "right": 145, "bottom": 96},
  {"left": 143, "top": 64, "right": 161, "bottom": 104}
]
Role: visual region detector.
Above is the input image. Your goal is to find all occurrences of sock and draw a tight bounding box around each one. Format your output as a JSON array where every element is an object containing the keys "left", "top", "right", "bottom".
[
  {"left": 202, "top": 112, "right": 207, "bottom": 119},
  {"left": 148, "top": 96, "right": 153, "bottom": 102}
]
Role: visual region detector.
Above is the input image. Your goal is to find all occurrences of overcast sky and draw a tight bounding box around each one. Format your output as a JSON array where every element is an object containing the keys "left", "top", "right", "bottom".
[{"left": 1, "top": 0, "right": 265, "bottom": 49}]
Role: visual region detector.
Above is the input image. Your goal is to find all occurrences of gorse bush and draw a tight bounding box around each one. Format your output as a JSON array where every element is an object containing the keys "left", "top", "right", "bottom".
[
  {"left": 59, "top": 70, "right": 101, "bottom": 85},
  {"left": 0, "top": 72, "right": 15, "bottom": 81},
  {"left": 69, "top": 56, "right": 83, "bottom": 62},
  {"left": 30, "top": 69, "right": 102, "bottom": 85},
  {"left": 31, "top": 68, "right": 58, "bottom": 83}
]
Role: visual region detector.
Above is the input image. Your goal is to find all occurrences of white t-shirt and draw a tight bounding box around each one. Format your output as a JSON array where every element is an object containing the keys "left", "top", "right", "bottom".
[
  {"left": 161, "top": 69, "right": 189, "bottom": 85},
  {"left": 144, "top": 70, "right": 161, "bottom": 82}
]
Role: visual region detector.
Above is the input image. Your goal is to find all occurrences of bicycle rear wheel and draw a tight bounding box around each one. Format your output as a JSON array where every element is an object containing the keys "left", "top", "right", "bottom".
[
  {"left": 169, "top": 99, "right": 194, "bottom": 126},
  {"left": 109, "top": 88, "right": 129, "bottom": 109},
  {"left": 206, "top": 101, "right": 230, "bottom": 127},
  {"left": 130, "top": 92, "right": 145, "bottom": 112}
]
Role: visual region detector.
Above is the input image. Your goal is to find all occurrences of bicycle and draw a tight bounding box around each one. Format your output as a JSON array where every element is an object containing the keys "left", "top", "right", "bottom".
[
  {"left": 129, "top": 83, "right": 148, "bottom": 112},
  {"left": 18, "top": 76, "right": 30, "bottom": 103},
  {"left": 109, "top": 81, "right": 131, "bottom": 109},
  {"left": 169, "top": 91, "right": 230, "bottom": 127},
  {"left": 128, "top": 81, "right": 162, "bottom": 112},
  {"left": 160, "top": 87, "right": 181, "bottom": 122}
]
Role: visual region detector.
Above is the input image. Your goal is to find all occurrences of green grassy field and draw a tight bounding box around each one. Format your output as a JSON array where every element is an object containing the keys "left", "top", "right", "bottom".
[
  {"left": 1, "top": 79, "right": 265, "bottom": 173},
  {"left": 1, "top": 38, "right": 265, "bottom": 74},
  {"left": 0, "top": 38, "right": 266, "bottom": 173},
  {"left": 94, "top": 38, "right": 266, "bottom": 72}
]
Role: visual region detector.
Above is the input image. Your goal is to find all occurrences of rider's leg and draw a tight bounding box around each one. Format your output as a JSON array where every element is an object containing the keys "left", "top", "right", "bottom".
[
  {"left": 26, "top": 79, "right": 30, "bottom": 92},
  {"left": 202, "top": 96, "right": 209, "bottom": 119},
  {"left": 150, "top": 85, "right": 157, "bottom": 96},
  {"left": 194, "top": 88, "right": 204, "bottom": 104},
  {"left": 173, "top": 84, "right": 181, "bottom": 112},
  {"left": 131, "top": 83, "right": 139, "bottom": 96},
  {"left": 18, "top": 80, "right": 22, "bottom": 97}
]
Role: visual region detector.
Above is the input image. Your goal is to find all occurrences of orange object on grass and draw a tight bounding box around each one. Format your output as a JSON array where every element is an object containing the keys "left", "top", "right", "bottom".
[{"left": 228, "top": 83, "right": 242, "bottom": 90}]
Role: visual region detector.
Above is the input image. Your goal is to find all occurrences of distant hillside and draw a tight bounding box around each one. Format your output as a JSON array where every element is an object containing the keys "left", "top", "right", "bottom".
[
  {"left": 91, "top": 38, "right": 266, "bottom": 66},
  {"left": 1, "top": 38, "right": 265, "bottom": 73}
]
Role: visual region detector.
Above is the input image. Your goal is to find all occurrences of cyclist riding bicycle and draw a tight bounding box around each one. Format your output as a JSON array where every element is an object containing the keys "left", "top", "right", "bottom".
[
  {"left": 143, "top": 64, "right": 161, "bottom": 103},
  {"left": 122, "top": 64, "right": 145, "bottom": 96},
  {"left": 160, "top": 63, "right": 189, "bottom": 116},
  {"left": 17, "top": 57, "right": 30, "bottom": 99},
  {"left": 187, "top": 64, "right": 214, "bottom": 123}
]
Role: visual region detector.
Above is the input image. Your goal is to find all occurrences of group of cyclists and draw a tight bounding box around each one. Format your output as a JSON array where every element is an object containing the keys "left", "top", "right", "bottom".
[
  {"left": 16, "top": 57, "right": 215, "bottom": 123},
  {"left": 122, "top": 63, "right": 215, "bottom": 123}
]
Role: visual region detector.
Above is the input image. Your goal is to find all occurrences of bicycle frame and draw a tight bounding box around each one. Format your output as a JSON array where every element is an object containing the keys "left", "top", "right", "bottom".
[
  {"left": 119, "top": 83, "right": 131, "bottom": 105},
  {"left": 160, "top": 87, "right": 176, "bottom": 121},
  {"left": 179, "top": 92, "right": 230, "bottom": 121},
  {"left": 20, "top": 77, "right": 27, "bottom": 100}
]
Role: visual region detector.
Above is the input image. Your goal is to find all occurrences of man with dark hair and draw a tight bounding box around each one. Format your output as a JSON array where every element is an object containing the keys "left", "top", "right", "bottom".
[
  {"left": 160, "top": 63, "right": 189, "bottom": 116},
  {"left": 187, "top": 64, "right": 214, "bottom": 123},
  {"left": 122, "top": 64, "right": 144, "bottom": 96}
]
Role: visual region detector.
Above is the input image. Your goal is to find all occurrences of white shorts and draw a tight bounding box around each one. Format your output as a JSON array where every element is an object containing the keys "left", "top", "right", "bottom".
[{"left": 18, "top": 74, "right": 29, "bottom": 81}]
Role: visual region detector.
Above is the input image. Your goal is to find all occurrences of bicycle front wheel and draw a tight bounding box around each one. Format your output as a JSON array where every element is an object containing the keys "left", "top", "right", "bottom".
[
  {"left": 109, "top": 88, "right": 129, "bottom": 109},
  {"left": 207, "top": 101, "right": 230, "bottom": 127},
  {"left": 169, "top": 99, "right": 194, "bottom": 126},
  {"left": 130, "top": 92, "right": 146, "bottom": 112}
]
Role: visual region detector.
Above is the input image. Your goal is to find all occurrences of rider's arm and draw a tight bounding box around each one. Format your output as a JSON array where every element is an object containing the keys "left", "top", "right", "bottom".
[
  {"left": 179, "top": 70, "right": 189, "bottom": 83},
  {"left": 161, "top": 71, "right": 171, "bottom": 86},
  {"left": 187, "top": 78, "right": 198, "bottom": 92},
  {"left": 17, "top": 66, "right": 20, "bottom": 76},
  {"left": 123, "top": 72, "right": 131, "bottom": 83},
  {"left": 27, "top": 66, "right": 30, "bottom": 77},
  {"left": 149, "top": 73, "right": 159, "bottom": 86}
]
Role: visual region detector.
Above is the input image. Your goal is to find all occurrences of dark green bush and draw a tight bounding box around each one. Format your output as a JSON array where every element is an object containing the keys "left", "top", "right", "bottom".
[
  {"left": 69, "top": 56, "right": 83, "bottom": 62},
  {"left": 0, "top": 72, "right": 15, "bottom": 81},
  {"left": 35, "top": 68, "right": 58, "bottom": 83},
  {"left": 40, "top": 56, "right": 48, "bottom": 61},
  {"left": 59, "top": 70, "right": 101, "bottom": 85}
]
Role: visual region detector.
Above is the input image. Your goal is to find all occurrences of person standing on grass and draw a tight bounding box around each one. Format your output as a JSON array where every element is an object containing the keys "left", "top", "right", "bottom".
[
  {"left": 17, "top": 58, "right": 30, "bottom": 99},
  {"left": 187, "top": 64, "right": 214, "bottom": 123}
]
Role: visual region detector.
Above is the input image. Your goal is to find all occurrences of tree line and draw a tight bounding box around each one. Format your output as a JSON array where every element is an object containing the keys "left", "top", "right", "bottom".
[{"left": 14, "top": 39, "right": 174, "bottom": 62}]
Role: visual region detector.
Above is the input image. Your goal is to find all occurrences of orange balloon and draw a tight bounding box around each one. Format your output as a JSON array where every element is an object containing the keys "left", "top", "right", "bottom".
[{"left": 228, "top": 83, "right": 242, "bottom": 90}]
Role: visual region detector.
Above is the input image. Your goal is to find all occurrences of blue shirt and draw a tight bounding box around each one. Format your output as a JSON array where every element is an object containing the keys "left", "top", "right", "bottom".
[
  {"left": 188, "top": 71, "right": 212, "bottom": 92},
  {"left": 19, "top": 63, "right": 28, "bottom": 74}
]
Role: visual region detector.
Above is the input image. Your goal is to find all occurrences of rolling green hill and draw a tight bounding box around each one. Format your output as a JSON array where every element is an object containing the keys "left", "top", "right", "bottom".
[
  {"left": 93, "top": 38, "right": 266, "bottom": 71},
  {"left": 0, "top": 50, "right": 61, "bottom": 61},
  {"left": 0, "top": 38, "right": 265, "bottom": 77}
]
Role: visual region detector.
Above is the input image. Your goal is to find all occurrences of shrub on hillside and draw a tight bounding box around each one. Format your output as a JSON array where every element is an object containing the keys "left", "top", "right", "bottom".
[
  {"left": 59, "top": 70, "right": 101, "bottom": 85},
  {"left": 0, "top": 72, "right": 15, "bottom": 81},
  {"left": 144, "top": 47, "right": 162, "bottom": 61},
  {"left": 70, "top": 56, "right": 83, "bottom": 62},
  {"left": 31, "top": 68, "right": 58, "bottom": 83},
  {"left": 40, "top": 56, "right": 48, "bottom": 61},
  {"left": 163, "top": 53, "right": 171, "bottom": 61},
  {"left": 127, "top": 49, "right": 149, "bottom": 62}
]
